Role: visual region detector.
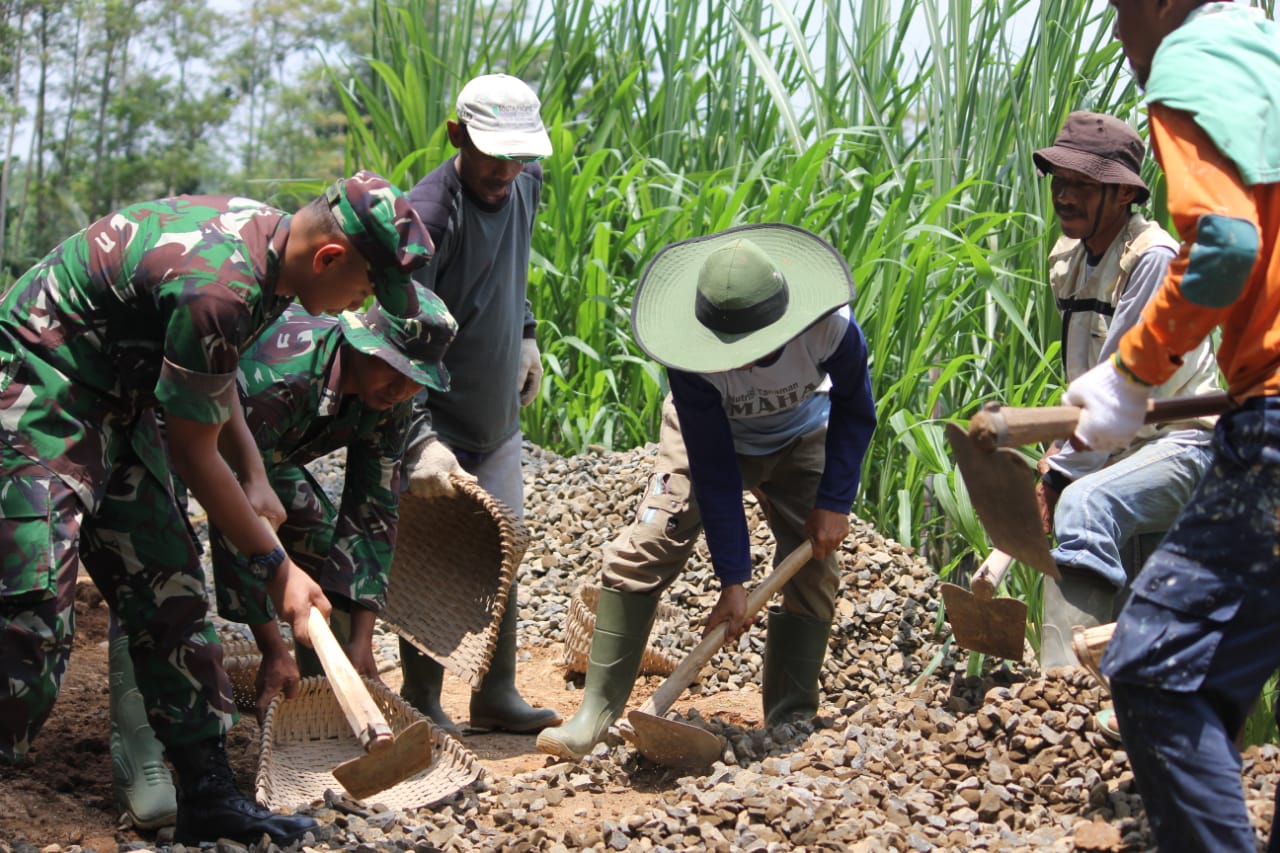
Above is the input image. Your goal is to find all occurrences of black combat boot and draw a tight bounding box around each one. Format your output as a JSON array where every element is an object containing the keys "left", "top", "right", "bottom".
[{"left": 170, "top": 736, "right": 318, "bottom": 846}]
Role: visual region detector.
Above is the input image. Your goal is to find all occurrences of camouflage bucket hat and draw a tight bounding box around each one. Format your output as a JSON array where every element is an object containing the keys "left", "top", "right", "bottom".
[
  {"left": 339, "top": 284, "right": 457, "bottom": 392},
  {"left": 325, "top": 170, "right": 434, "bottom": 317}
]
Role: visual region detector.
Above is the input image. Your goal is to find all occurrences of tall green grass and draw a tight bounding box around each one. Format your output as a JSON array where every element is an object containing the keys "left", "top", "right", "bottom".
[{"left": 329, "top": 0, "right": 1274, "bottom": 714}]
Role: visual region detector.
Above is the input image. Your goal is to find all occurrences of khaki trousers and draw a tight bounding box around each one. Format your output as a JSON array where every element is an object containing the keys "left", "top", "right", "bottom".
[{"left": 601, "top": 396, "right": 840, "bottom": 621}]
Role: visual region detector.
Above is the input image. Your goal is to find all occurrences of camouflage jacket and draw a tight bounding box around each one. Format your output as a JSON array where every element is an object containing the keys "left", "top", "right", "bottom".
[
  {"left": 239, "top": 307, "right": 411, "bottom": 609},
  {"left": 0, "top": 196, "right": 293, "bottom": 508}
]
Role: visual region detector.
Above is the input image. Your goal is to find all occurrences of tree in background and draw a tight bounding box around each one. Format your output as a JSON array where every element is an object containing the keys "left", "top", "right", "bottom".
[{"left": 0, "top": 0, "right": 370, "bottom": 278}]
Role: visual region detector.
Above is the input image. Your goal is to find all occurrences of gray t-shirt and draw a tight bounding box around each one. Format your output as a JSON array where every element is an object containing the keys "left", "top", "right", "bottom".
[{"left": 406, "top": 158, "right": 540, "bottom": 454}]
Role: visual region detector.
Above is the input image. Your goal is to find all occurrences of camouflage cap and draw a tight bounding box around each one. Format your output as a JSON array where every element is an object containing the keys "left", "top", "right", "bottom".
[
  {"left": 325, "top": 170, "right": 434, "bottom": 317},
  {"left": 339, "top": 283, "right": 457, "bottom": 392}
]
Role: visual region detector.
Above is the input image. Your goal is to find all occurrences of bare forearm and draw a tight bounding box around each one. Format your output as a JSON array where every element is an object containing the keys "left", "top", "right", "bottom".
[
  {"left": 168, "top": 414, "right": 278, "bottom": 558},
  {"left": 217, "top": 392, "right": 270, "bottom": 488}
]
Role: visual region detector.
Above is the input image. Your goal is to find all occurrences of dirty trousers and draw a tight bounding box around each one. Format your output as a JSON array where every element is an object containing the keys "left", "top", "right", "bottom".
[
  {"left": 1102, "top": 398, "right": 1280, "bottom": 852},
  {"left": 601, "top": 397, "right": 840, "bottom": 621}
]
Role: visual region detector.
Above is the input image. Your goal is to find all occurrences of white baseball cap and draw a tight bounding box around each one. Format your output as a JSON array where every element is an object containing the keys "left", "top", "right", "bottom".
[{"left": 455, "top": 73, "right": 553, "bottom": 161}]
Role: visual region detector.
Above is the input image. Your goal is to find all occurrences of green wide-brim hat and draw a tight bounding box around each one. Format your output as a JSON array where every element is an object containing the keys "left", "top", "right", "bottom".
[{"left": 631, "top": 223, "right": 855, "bottom": 373}]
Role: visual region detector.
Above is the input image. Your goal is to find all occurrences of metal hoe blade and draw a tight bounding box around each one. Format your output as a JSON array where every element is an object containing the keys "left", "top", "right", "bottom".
[
  {"left": 945, "top": 422, "right": 1058, "bottom": 579},
  {"left": 331, "top": 719, "right": 436, "bottom": 801},
  {"left": 626, "top": 710, "right": 722, "bottom": 771},
  {"left": 940, "top": 581, "right": 1027, "bottom": 660}
]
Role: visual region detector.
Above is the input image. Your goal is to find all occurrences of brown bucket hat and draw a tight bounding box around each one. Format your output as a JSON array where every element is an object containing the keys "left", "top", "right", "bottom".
[{"left": 1033, "top": 111, "right": 1150, "bottom": 204}]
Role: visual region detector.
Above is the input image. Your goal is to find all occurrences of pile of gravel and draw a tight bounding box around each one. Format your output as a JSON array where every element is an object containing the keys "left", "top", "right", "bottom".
[{"left": 182, "top": 442, "right": 1280, "bottom": 851}]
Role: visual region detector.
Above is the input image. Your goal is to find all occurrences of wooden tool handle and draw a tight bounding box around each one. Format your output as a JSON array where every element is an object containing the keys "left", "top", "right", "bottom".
[
  {"left": 306, "top": 608, "right": 394, "bottom": 752},
  {"left": 636, "top": 540, "right": 815, "bottom": 718},
  {"left": 968, "top": 392, "right": 1232, "bottom": 451},
  {"left": 258, "top": 517, "right": 392, "bottom": 752},
  {"left": 970, "top": 549, "right": 1015, "bottom": 601}
]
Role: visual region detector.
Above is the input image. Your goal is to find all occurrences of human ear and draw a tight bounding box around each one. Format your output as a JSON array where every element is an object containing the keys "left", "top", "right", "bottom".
[
  {"left": 312, "top": 242, "right": 347, "bottom": 273},
  {"left": 446, "top": 120, "right": 465, "bottom": 150}
]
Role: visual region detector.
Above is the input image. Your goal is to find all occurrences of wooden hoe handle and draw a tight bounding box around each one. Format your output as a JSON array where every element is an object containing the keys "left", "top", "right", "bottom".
[
  {"left": 968, "top": 392, "right": 1233, "bottom": 452},
  {"left": 307, "top": 608, "right": 394, "bottom": 752},
  {"left": 637, "top": 539, "right": 815, "bottom": 718},
  {"left": 970, "top": 549, "right": 1015, "bottom": 601},
  {"left": 259, "top": 517, "right": 393, "bottom": 752}
]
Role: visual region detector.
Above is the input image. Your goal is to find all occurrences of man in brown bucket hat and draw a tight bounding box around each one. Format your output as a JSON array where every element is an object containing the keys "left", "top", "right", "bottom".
[{"left": 1030, "top": 112, "right": 1220, "bottom": 713}]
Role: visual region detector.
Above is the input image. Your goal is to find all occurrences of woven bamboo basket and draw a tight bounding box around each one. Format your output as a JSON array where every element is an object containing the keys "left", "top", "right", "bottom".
[
  {"left": 256, "top": 676, "right": 482, "bottom": 812},
  {"left": 1071, "top": 622, "right": 1115, "bottom": 693},
  {"left": 381, "top": 478, "right": 528, "bottom": 689},
  {"left": 562, "top": 583, "right": 684, "bottom": 676}
]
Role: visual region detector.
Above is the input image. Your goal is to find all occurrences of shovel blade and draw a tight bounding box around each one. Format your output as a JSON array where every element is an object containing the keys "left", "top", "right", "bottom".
[
  {"left": 331, "top": 720, "right": 435, "bottom": 801},
  {"left": 941, "top": 582, "right": 1028, "bottom": 661},
  {"left": 946, "top": 423, "right": 1059, "bottom": 579},
  {"left": 627, "top": 709, "right": 723, "bottom": 771}
]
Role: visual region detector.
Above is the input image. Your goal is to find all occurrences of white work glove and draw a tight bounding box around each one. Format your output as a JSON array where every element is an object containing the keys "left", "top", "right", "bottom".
[
  {"left": 1063, "top": 357, "right": 1152, "bottom": 455},
  {"left": 518, "top": 338, "right": 543, "bottom": 407},
  {"left": 405, "top": 438, "right": 477, "bottom": 498}
]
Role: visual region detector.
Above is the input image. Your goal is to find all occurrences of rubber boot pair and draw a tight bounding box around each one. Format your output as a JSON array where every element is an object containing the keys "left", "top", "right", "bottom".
[
  {"left": 1040, "top": 567, "right": 1117, "bottom": 670},
  {"left": 762, "top": 607, "right": 832, "bottom": 728},
  {"left": 400, "top": 582, "right": 561, "bottom": 734},
  {"left": 170, "top": 735, "right": 317, "bottom": 846},
  {"left": 108, "top": 636, "right": 177, "bottom": 829},
  {"left": 537, "top": 587, "right": 659, "bottom": 760}
]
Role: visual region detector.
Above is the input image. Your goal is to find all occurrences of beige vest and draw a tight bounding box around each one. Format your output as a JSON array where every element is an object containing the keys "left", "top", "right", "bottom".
[{"left": 1048, "top": 214, "right": 1221, "bottom": 445}]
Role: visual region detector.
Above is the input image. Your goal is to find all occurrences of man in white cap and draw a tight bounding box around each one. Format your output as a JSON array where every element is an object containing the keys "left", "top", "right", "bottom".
[
  {"left": 1030, "top": 112, "right": 1219, "bottom": 692},
  {"left": 538, "top": 224, "right": 877, "bottom": 760},
  {"left": 398, "top": 72, "right": 562, "bottom": 734}
]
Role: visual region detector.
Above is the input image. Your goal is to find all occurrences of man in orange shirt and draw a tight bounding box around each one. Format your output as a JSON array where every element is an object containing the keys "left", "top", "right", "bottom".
[{"left": 1063, "top": 1, "right": 1280, "bottom": 849}]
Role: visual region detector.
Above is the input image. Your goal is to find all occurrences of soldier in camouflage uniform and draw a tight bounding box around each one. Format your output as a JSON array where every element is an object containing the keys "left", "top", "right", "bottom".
[
  {"left": 0, "top": 170, "right": 432, "bottom": 845},
  {"left": 109, "top": 282, "right": 456, "bottom": 828}
]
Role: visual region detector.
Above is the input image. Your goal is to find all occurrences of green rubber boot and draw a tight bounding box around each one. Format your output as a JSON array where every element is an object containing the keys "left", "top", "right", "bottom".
[
  {"left": 762, "top": 607, "right": 832, "bottom": 728},
  {"left": 1040, "top": 566, "right": 1117, "bottom": 670},
  {"left": 108, "top": 636, "right": 178, "bottom": 829},
  {"left": 536, "top": 588, "right": 659, "bottom": 760},
  {"left": 469, "top": 583, "right": 563, "bottom": 733},
  {"left": 399, "top": 638, "right": 462, "bottom": 736}
]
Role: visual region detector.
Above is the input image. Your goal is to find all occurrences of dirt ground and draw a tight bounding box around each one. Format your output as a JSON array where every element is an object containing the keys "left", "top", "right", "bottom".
[{"left": 0, "top": 583, "right": 762, "bottom": 850}]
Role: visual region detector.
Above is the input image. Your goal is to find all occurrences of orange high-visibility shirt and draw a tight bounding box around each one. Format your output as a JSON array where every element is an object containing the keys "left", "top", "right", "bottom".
[{"left": 1118, "top": 104, "right": 1280, "bottom": 401}]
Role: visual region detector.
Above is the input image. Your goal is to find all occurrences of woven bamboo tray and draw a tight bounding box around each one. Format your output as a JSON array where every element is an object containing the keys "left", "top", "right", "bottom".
[
  {"left": 256, "top": 676, "right": 482, "bottom": 812},
  {"left": 562, "top": 583, "right": 683, "bottom": 676},
  {"left": 381, "top": 478, "right": 528, "bottom": 690}
]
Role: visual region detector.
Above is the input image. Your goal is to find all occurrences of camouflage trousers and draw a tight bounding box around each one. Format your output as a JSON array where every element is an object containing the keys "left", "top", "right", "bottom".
[
  {"left": 0, "top": 439, "right": 235, "bottom": 763},
  {"left": 600, "top": 396, "right": 841, "bottom": 621},
  {"left": 210, "top": 461, "right": 340, "bottom": 624}
]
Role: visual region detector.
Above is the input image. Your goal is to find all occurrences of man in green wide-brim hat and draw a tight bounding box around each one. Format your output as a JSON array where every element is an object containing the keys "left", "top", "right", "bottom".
[{"left": 538, "top": 223, "right": 878, "bottom": 760}]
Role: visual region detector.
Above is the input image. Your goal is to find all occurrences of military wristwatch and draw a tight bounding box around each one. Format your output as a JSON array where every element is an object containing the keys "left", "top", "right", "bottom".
[{"left": 247, "top": 545, "right": 288, "bottom": 582}]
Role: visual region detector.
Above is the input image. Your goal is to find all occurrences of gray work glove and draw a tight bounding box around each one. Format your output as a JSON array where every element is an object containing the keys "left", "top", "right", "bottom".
[
  {"left": 518, "top": 338, "right": 543, "bottom": 407},
  {"left": 406, "top": 438, "right": 477, "bottom": 498}
]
